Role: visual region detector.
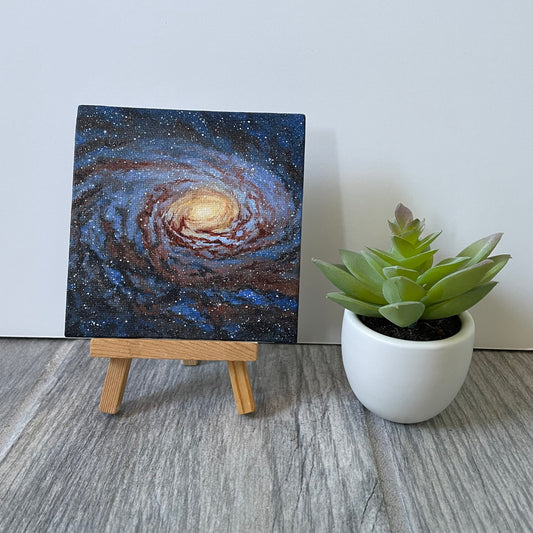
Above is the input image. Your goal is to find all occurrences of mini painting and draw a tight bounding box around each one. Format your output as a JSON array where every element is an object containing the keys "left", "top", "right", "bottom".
[{"left": 65, "top": 105, "right": 305, "bottom": 342}]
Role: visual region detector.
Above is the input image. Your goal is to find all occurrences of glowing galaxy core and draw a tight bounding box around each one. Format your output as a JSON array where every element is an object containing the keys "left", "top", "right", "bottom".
[
  {"left": 167, "top": 187, "right": 239, "bottom": 235},
  {"left": 65, "top": 106, "right": 305, "bottom": 342}
]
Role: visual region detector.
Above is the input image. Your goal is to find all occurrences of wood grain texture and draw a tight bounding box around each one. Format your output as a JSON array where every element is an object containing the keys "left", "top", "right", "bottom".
[
  {"left": 372, "top": 350, "right": 533, "bottom": 533},
  {"left": 0, "top": 341, "right": 388, "bottom": 533},
  {"left": 99, "top": 358, "right": 132, "bottom": 414},
  {"left": 90, "top": 338, "right": 258, "bottom": 361},
  {"left": 0, "top": 338, "right": 84, "bottom": 459},
  {"left": 226, "top": 361, "right": 254, "bottom": 414},
  {"left": 2, "top": 340, "right": 532, "bottom": 532},
  {"left": 92, "top": 340, "right": 257, "bottom": 415}
]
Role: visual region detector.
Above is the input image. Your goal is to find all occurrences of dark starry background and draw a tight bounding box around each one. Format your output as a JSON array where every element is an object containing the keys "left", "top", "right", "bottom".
[{"left": 65, "top": 105, "right": 305, "bottom": 342}]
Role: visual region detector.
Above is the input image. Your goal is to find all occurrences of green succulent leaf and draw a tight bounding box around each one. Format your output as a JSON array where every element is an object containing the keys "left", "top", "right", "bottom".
[
  {"left": 406, "top": 218, "right": 423, "bottom": 233},
  {"left": 339, "top": 249, "right": 385, "bottom": 289},
  {"left": 391, "top": 236, "right": 418, "bottom": 258},
  {"left": 416, "top": 256, "right": 471, "bottom": 287},
  {"left": 367, "top": 247, "right": 437, "bottom": 271},
  {"left": 420, "top": 255, "right": 435, "bottom": 273},
  {"left": 326, "top": 292, "right": 381, "bottom": 317},
  {"left": 382, "top": 266, "right": 419, "bottom": 281},
  {"left": 361, "top": 250, "right": 391, "bottom": 272},
  {"left": 312, "top": 259, "right": 386, "bottom": 304},
  {"left": 397, "top": 224, "right": 424, "bottom": 244},
  {"left": 422, "top": 282, "right": 497, "bottom": 320},
  {"left": 402, "top": 227, "right": 424, "bottom": 244},
  {"left": 479, "top": 254, "right": 511, "bottom": 283},
  {"left": 422, "top": 259, "right": 494, "bottom": 305},
  {"left": 382, "top": 276, "right": 427, "bottom": 304},
  {"left": 398, "top": 249, "right": 437, "bottom": 270},
  {"left": 388, "top": 220, "right": 401, "bottom": 235},
  {"left": 389, "top": 205, "right": 427, "bottom": 243},
  {"left": 414, "top": 231, "right": 442, "bottom": 252},
  {"left": 378, "top": 301, "right": 425, "bottom": 327},
  {"left": 366, "top": 247, "right": 397, "bottom": 266},
  {"left": 314, "top": 205, "right": 509, "bottom": 325},
  {"left": 458, "top": 233, "right": 503, "bottom": 268}
]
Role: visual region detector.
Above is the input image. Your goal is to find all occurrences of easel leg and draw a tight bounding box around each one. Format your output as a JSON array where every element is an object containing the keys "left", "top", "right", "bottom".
[
  {"left": 227, "top": 361, "right": 255, "bottom": 415},
  {"left": 99, "top": 358, "right": 132, "bottom": 414}
]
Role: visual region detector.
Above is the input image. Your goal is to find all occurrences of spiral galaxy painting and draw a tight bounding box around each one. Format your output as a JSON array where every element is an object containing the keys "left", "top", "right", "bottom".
[{"left": 65, "top": 105, "right": 305, "bottom": 342}]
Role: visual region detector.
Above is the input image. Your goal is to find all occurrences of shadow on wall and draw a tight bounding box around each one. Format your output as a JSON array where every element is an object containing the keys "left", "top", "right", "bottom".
[
  {"left": 298, "top": 129, "right": 344, "bottom": 343},
  {"left": 471, "top": 285, "right": 531, "bottom": 350},
  {"left": 298, "top": 139, "right": 410, "bottom": 343},
  {"left": 338, "top": 168, "right": 410, "bottom": 250}
]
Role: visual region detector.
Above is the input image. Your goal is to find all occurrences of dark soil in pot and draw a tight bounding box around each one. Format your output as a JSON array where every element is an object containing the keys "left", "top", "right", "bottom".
[{"left": 358, "top": 315, "right": 462, "bottom": 341}]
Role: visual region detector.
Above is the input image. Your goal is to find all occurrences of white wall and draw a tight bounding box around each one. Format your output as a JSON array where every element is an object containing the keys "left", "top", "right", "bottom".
[{"left": 1, "top": 0, "right": 532, "bottom": 348}]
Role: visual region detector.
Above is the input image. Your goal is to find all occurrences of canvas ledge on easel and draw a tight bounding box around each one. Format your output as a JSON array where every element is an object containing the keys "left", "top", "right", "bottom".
[{"left": 65, "top": 105, "right": 305, "bottom": 343}]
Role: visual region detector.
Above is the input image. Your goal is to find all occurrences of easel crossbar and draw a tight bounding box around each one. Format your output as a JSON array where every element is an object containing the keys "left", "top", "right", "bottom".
[{"left": 90, "top": 338, "right": 258, "bottom": 361}]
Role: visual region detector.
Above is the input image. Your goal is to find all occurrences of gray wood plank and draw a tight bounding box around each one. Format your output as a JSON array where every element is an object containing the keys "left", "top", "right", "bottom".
[
  {"left": 373, "top": 350, "right": 533, "bottom": 533},
  {"left": 0, "top": 338, "right": 81, "bottom": 455},
  {"left": 0, "top": 341, "right": 390, "bottom": 533},
  {"left": 0, "top": 338, "right": 64, "bottom": 415}
]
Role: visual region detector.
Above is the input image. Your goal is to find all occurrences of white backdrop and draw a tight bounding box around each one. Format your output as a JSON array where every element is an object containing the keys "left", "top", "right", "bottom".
[{"left": 1, "top": 0, "right": 532, "bottom": 348}]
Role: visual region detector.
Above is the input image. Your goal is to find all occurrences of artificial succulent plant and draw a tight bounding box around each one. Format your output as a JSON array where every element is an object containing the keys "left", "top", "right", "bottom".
[{"left": 313, "top": 203, "right": 510, "bottom": 328}]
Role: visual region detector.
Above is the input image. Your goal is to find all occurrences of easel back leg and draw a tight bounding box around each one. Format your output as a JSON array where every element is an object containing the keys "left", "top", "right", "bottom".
[{"left": 181, "top": 359, "right": 199, "bottom": 366}]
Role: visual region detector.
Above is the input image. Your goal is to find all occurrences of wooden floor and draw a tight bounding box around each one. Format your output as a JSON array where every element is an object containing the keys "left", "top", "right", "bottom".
[{"left": 1, "top": 338, "right": 532, "bottom": 532}]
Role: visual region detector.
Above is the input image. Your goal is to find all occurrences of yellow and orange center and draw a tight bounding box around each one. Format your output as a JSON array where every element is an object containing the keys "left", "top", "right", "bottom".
[{"left": 166, "top": 187, "right": 239, "bottom": 234}]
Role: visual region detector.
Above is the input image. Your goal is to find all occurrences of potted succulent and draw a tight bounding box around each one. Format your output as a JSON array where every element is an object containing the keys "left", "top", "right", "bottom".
[{"left": 313, "top": 203, "right": 510, "bottom": 423}]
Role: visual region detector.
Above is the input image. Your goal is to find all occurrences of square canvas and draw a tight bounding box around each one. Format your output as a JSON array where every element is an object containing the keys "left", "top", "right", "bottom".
[{"left": 65, "top": 105, "right": 305, "bottom": 342}]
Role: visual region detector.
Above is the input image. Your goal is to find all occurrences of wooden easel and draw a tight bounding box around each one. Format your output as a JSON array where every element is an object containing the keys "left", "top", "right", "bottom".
[{"left": 90, "top": 339, "right": 257, "bottom": 415}]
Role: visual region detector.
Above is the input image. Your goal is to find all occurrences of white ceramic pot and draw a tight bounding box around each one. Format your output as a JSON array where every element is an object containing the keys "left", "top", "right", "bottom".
[{"left": 341, "top": 310, "right": 475, "bottom": 424}]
